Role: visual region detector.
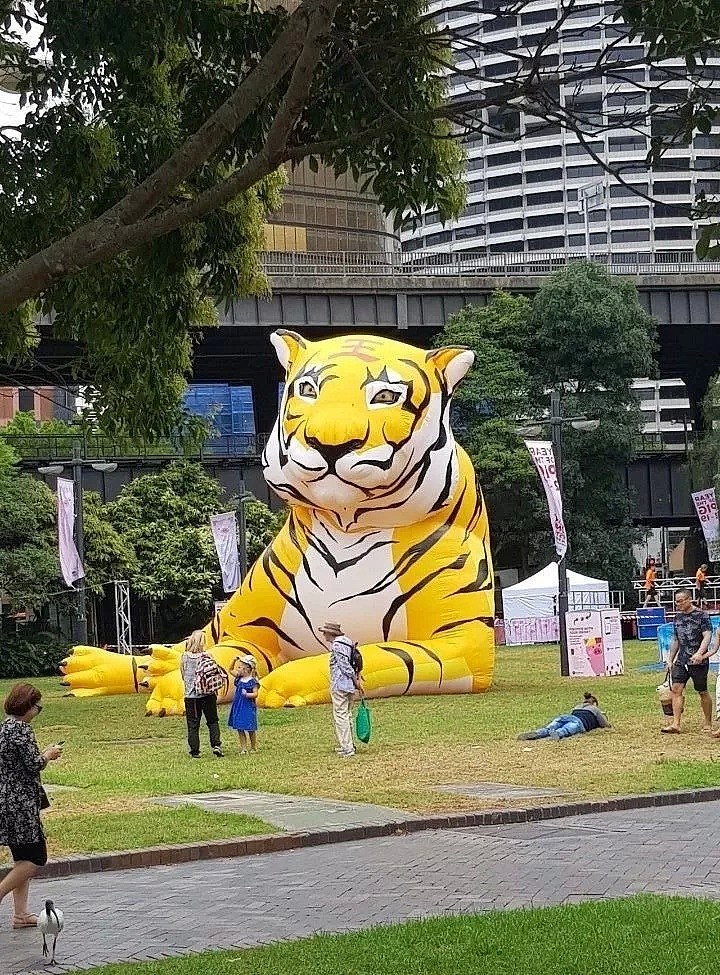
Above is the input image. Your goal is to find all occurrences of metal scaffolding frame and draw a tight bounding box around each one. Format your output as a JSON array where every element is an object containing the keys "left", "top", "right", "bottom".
[{"left": 114, "top": 580, "right": 133, "bottom": 655}]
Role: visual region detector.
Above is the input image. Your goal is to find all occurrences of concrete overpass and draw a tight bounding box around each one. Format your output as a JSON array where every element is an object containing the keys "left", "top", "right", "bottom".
[{"left": 14, "top": 250, "right": 720, "bottom": 433}]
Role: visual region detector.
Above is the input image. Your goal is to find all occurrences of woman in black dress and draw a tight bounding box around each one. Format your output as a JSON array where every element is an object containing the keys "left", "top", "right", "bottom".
[{"left": 0, "top": 684, "right": 62, "bottom": 928}]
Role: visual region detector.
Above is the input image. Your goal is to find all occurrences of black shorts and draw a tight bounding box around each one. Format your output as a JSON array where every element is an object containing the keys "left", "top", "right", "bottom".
[
  {"left": 671, "top": 662, "right": 709, "bottom": 693},
  {"left": 8, "top": 837, "right": 48, "bottom": 867}
]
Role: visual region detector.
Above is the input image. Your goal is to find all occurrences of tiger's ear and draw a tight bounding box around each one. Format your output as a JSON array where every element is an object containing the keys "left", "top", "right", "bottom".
[
  {"left": 426, "top": 346, "right": 474, "bottom": 392},
  {"left": 271, "top": 330, "right": 308, "bottom": 372}
]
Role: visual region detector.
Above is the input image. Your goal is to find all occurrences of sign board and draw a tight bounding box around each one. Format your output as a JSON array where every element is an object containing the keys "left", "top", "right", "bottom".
[
  {"left": 691, "top": 488, "right": 720, "bottom": 562},
  {"left": 578, "top": 181, "right": 605, "bottom": 213},
  {"left": 567, "top": 608, "right": 624, "bottom": 677}
]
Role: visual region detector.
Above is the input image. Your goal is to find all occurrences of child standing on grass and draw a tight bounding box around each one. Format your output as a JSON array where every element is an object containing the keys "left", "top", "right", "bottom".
[{"left": 228, "top": 656, "right": 260, "bottom": 752}]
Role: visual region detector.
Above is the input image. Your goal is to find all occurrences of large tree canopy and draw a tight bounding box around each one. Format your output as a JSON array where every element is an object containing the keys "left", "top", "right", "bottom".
[
  {"left": 0, "top": 0, "right": 717, "bottom": 435},
  {"left": 436, "top": 263, "right": 658, "bottom": 586}
]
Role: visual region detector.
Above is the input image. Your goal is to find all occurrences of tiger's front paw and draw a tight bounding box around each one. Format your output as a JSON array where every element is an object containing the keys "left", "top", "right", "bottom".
[
  {"left": 257, "top": 657, "right": 331, "bottom": 708},
  {"left": 145, "top": 670, "right": 185, "bottom": 716}
]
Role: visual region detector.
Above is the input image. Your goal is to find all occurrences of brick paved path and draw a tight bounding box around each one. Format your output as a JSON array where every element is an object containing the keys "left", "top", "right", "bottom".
[{"left": 5, "top": 801, "right": 720, "bottom": 974}]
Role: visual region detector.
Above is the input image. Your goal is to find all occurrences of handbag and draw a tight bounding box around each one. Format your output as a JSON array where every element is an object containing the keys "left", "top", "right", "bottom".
[{"left": 355, "top": 698, "right": 372, "bottom": 744}]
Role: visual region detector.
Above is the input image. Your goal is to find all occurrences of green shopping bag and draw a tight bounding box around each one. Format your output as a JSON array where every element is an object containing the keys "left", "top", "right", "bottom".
[{"left": 355, "top": 698, "right": 372, "bottom": 744}]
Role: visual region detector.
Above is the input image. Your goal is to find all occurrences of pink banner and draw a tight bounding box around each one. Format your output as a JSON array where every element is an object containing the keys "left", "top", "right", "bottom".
[
  {"left": 525, "top": 440, "right": 567, "bottom": 558},
  {"left": 506, "top": 617, "right": 559, "bottom": 646},
  {"left": 57, "top": 477, "right": 84, "bottom": 587},
  {"left": 210, "top": 512, "right": 241, "bottom": 593},
  {"left": 692, "top": 488, "right": 720, "bottom": 562}
]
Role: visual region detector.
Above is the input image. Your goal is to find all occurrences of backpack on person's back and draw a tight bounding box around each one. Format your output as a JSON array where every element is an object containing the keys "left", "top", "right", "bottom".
[
  {"left": 349, "top": 642, "right": 363, "bottom": 677},
  {"left": 192, "top": 652, "right": 228, "bottom": 697}
]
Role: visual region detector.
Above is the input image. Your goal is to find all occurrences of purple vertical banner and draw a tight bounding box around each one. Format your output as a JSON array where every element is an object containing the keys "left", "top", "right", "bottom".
[{"left": 57, "top": 477, "right": 84, "bottom": 587}]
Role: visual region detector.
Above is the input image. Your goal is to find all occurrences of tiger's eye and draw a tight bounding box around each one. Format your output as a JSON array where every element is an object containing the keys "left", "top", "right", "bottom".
[
  {"left": 371, "top": 389, "right": 401, "bottom": 405},
  {"left": 298, "top": 381, "right": 317, "bottom": 399}
]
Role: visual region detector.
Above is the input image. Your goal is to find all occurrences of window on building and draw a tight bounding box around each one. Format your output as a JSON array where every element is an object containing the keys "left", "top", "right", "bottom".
[
  {"left": 527, "top": 213, "right": 564, "bottom": 229},
  {"left": 662, "top": 384, "right": 688, "bottom": 399},
  {"left": 526, "top": 190, "right": 564, "bottom": 207},
  {"left": 467, "top": 157, "right": 485, "bottom": 172},
  {"left": 655, "top": 226, "right": 693, "bottom": 240},
  {"left": 18, "top": 389, "right": 35, "bottom": 413},
  {"left": 610, "top": 183, "right": 649, "bottom": 198},
  {"left": 697, "top": 180, "right": 720, "bottom": 195},
  {"left": 489, "top": 195, "right": 522, "bottom": 211},
  {"left": 489, "top": 218, "right": 524, "bottom": 234},
  {"left": 184, "top": 385, "right": 256, "bottom": 435},
  {"left": 487, "top": 150, "right": 522, "bottom": 168},
  {"left": 402, "top": 238, "right": 424, "bottom": 252},
  {"left": 609, "top": 135, "right": 646, "bottom": 153},
  {"left": 526, "top": 167, "right": 563, "bottom": 184},
  {"left": 482, "top": 14, "right": 517, "bottom": 31},
  {"left": 521, "top": 8, "right": 556, "bottom": 24},
  {"left": 489, "top": 240, "right": 524, "bottom": 253},
  {"left": 455, "top": 224, "right": 484, "bottom": 240},
  {"left": 694, "top": 134, "right": 720, "bottom": 150},
  {"left": 610, "top": 206, "right": 651, "bottom": 221},
  {"left": 485, "top": 60, "right": 517, "bottom": 79},
  {"left": 568, "top": 234, "right": 586, "bottom": 248},
  {"left": 567, "top": 165, "right": 604, "bottom": 180},
  {"left": 695, "top": 156, "right": 720, "bottom": 170},
  {"left": 526, "top": 145, "right": 562, "bottom": 161},
  {"left": 633, "top": 388, "right": 657, "bottom": 403},
  {"left": 567, "top": 212, "right": 585, "bottom": 225},
  {"left": 654, "top": 181, "right": 691, "bottom": 196},
  {"left": 611, "top": 229, "right": 651, "bottom": 243},
  {"left": 528, "top": 235, "right": 565, "bottom": 250},
  {"left": 565, "top": 141, "right": 604, "bottom": 157},
  {"left": 425, "top": 231, "right": 452, "bottom": 246},
  {"left": 590, "top": 232, "right": 608, "bottom": 244},
  {"left": 613, "top": 68, "right": 646, "bottom": 83},
  {"left": 525, "top": 121, "right": 561, "bottom": 138},
  {"left": 607, "top": 92, "right": 646, "bottom": 108},
  {"left": 654, "top": 202, "right": 691, "bottom": 219},
  {"left": 488, "top": 172, "right": 523, "bottom": 189},
  {"left": 660, "top": 408, "right": 691, "bottom": 423},
  {"left": 462, "top": 201, "right": 485, "bottom": 217}
]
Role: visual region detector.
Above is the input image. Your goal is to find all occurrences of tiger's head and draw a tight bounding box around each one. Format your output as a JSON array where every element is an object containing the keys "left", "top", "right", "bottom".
[{"left": 262, "top": 330, "right": 473, "bottom": 529}]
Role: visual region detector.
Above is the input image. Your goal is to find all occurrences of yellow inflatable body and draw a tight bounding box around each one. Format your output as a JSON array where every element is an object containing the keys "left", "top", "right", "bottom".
[{"left": 62, "top": 330, "right": 495, "bottom": 714}]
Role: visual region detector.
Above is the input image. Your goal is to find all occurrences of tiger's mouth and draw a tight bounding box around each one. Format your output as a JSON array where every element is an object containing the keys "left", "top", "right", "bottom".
[{"left": 285, "top": 439, "right": 409, "bottom": 493}]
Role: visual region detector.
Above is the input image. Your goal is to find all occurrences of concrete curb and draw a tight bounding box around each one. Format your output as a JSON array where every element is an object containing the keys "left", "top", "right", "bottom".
[{"left": 6, "top": 785, "right": 720, "bottom": 882}]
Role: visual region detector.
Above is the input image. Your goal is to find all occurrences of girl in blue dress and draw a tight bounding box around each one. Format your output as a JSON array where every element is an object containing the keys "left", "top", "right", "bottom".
[{"left": 228, "top": 656, "right": 260, "bottom": 752}]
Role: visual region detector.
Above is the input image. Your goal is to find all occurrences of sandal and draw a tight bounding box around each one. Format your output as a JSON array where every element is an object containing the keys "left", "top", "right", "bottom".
[
  {"left": 660, "top": 726, "right": 681, "bottom": 734},
  {"left": 12, "top": 914, "right": 38, "bottom": 929}
]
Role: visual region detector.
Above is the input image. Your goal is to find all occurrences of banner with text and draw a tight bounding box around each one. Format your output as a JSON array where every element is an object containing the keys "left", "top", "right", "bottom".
[
  {"left": 210, "top": 512, "right": 241, "bottom": 593},
  {"left": 525, "top": 440, "right": 567, "bottom": 558},
  {"left": 692, "top": 487, "right": 720, "bottom": 562},
  {"left": 57, "top": 477, "right": 84, "bottom": 587}
]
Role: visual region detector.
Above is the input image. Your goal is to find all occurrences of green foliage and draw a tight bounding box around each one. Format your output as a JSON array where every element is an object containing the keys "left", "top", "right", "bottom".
[
  {"left": 690, "top": 370, "right": 720, "bottom": 490},
  {"left": 106, "top": 462, "right": 284, "bottom": 638},
  {"left": 82, "top": 491, "right": 138, "bottom": 596},
  {"left": 438, "top": 264, "right": 658, "bottom": 587},
  {"left": 0, "top": 464, "right": 59, "bottom": 610},
  {"left": 0, "top": 629, "right": 71, "bottom": 679},
  {"left": 0, "top": 0, "right": 462, "bottom": 439}
]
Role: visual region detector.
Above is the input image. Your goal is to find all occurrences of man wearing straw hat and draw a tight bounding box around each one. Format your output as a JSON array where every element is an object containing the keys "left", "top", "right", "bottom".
[{"left": 320, "top": 621, "right": 363, "bottom": 757}]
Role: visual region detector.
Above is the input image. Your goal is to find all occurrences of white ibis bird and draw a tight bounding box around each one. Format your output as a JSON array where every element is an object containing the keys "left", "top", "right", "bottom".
[{"left": 38, "top": 899, "right": 64, "bottom": 966}]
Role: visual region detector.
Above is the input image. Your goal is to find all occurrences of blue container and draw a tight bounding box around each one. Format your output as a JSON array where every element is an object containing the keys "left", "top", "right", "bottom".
[
  {"left": 636, "top": 607, "right": 666, "bottom": 641},
  {"left": 658, "top": 616, "right": 720, "bottom": 664}
]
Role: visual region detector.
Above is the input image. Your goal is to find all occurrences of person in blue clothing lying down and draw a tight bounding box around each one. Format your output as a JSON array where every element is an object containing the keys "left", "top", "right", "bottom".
[{"left": 516, "top": 692, "right": 611, "bottom": 741}]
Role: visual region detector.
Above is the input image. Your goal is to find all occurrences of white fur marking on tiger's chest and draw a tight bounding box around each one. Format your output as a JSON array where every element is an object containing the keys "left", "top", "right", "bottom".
[{"left": 279, "top": 517, "right": 407, "bottom": 654}]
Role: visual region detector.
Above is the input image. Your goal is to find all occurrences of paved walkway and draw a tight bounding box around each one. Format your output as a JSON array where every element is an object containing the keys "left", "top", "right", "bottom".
[{"left": 5, "top": 801, "right": 720, "bottom": 974}]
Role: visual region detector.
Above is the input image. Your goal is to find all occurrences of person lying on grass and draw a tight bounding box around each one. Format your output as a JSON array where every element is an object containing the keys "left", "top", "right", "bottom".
[{"left": 516, "top": 693, "right": 611, "bottom": 741}]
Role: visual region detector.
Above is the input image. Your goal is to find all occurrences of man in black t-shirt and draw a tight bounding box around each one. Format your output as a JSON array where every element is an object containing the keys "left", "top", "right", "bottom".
[{"left": 662, "top": 589, "right": 714, "bottom": 734}]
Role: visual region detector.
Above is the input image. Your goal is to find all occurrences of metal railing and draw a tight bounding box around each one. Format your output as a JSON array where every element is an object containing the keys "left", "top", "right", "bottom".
[
  {"left": 634, "top": 430, "right": 694, "bottom": 454},
  {"left": 632, "top": 576, "right": 720, "bottom": 610},
  {"left": 261, "top": 248, "right": 720, "bottom": 278},
  {"left": 3, "top": 432, "right": 270, "bottom": 463}
]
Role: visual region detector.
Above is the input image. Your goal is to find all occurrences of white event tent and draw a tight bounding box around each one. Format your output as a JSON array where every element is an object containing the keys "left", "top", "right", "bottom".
[{"left": 501, "top": 562, "right": 610, "bottom": 646}]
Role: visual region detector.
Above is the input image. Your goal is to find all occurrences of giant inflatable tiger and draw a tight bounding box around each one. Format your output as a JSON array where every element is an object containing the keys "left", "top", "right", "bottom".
[{"left": 61, "top": 330, "right": 495, "bottom": 714}]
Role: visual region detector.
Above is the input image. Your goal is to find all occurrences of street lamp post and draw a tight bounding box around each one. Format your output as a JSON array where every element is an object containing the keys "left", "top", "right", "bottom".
[{"left": 550, "top": 391, "right": 571, "bottom": 677}]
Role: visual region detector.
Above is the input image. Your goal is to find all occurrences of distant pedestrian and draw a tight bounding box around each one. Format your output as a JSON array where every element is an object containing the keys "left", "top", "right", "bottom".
[
  {"left": 517, "top": 692, "right": 611, "bottom": 741},
  {"left": 662, "top": 589, "right": 714, "bottom": 734},
  {"left": 180, "top": 630, "right": 225, "bottom": 758},
  {"left": 695, "top": 563, "right": 709, "bottom": 607},
  {"left": 0, "top": 684, "right": 63, "bottom": 929},
  {"left": 320, "top": 621, "right": 363, "bottom": 758},
  {"left": 643, "top": 560, "right": 661, "bottom": 607},
  {"left": 228, "top": 655, "right": 260, "bottom": 753}
]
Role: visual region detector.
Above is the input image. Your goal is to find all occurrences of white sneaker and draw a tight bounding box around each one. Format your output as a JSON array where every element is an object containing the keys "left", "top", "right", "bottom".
[{"left": 339, "top": 748, "right": 356, "bottom": 757}]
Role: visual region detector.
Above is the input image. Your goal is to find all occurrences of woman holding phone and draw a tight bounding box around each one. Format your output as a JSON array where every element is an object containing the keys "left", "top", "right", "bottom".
[{"left": 0, "top": 683, "right": 63, "bottom": 928}]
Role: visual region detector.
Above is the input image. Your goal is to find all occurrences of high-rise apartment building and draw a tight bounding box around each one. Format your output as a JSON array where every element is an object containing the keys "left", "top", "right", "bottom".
[{"left": 402, "top": 0, "right": 720, "bottom": 257}]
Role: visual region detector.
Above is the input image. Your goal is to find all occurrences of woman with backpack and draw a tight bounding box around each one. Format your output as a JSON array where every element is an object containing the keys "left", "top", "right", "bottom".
[
  {"left": 180, "top": 630, "right": 226, "bottom": 759},
  {"left": 320, "top": 621, "right": 364, "bottom": 758}
]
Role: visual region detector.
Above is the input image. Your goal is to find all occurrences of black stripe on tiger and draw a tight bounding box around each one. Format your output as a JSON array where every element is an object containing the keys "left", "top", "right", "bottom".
[
  {"left": 450, "top": 556, "right": 493, "bottom": 596},
  {"left": 378, "top": 644, "right": 414, "bottom": 694},
  {"left": 243, "top": 617, "right": 305, "bottom": 654},
  {"left": 332, "top": 483, "right": 468, "bottom": 604},
  {"left": 432, "top": 616, "right": 494, "bottom": 636},
  {"left": 382, "top": 554, "right": 469, "bottom": 640},
  {"left": 406, "top": 641, "right": 444, "bottom": 687}
]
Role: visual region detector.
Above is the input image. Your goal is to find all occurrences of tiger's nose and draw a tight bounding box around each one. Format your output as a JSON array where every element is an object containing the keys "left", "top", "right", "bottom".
[{"left": 306, "top": 436, "right": 364, "bottom": 470}]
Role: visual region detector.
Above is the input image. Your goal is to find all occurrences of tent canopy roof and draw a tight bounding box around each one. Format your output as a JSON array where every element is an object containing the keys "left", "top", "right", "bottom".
[{"left": 503, "top": 562, "right": 608, "bottom": 593}]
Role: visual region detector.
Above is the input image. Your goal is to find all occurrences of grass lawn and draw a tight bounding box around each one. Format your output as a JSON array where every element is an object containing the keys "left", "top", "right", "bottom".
[
  {"left": 68, "top": 895, "right": 720, "bottom": 975},
  {"left": 3, "top": 639, "right": 720, "bottom": 856}
]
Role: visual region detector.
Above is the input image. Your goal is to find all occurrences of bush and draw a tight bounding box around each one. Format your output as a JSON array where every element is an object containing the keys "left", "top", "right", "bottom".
[{"left": 0, "top": 631, "right": 72, "bottom": 680}]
